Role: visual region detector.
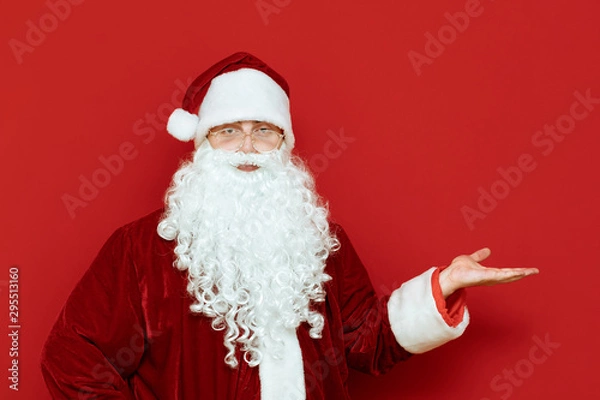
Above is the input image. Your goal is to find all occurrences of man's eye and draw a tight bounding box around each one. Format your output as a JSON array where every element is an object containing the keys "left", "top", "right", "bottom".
[
  {"left": 220, "top": 128, "right": 239, "bottom": 136},
  {"left": 254, "top": 127, "right": 273, "bottom": 136}
]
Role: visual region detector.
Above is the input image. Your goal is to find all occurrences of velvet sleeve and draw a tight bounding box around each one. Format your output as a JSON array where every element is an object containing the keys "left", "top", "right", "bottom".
[
  {"left": 330, "top": 225, "right": 412, "bottom": 376},
  {"left": 41, "top": 225, "right": 146, "bottom": 399}
]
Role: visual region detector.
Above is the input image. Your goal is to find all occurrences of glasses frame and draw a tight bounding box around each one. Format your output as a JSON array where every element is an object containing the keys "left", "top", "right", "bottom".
[{"left": 208, "top": 126, "right": 285, "bottom": 153}]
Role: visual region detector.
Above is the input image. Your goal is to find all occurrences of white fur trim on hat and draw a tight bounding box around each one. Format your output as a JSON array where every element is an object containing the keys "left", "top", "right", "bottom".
[
  {"left": 166, "top": 108, "right": 200, "bottom": 142},
  {"left": 194, "top": 68, "right": 294, "bottom": 149},
  {"left": 387, "top": 267, "right": 469, "bottom": 354}
]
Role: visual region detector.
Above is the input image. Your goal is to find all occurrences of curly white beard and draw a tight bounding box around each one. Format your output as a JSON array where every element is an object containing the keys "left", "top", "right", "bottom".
[{"left": 157, "top": 141, "right": 339, "bottom": 368}]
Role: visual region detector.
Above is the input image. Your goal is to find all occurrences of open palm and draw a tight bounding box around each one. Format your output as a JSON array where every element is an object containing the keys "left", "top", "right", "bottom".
[{"left": 439, "top": 248, "right": 539, "bottom": 298}]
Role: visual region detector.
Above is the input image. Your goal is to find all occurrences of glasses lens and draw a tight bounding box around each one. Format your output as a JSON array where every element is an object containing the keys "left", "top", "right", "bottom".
[
  {"left": 252, "top": 130, "right": 281, "bottom": 152},
  {"left": 219, "top": 137, "right": 243, "bottom": 151},
  {"left": 253, "top": 140, "right": 276, "bottom": 152},
  {"left": 213, "top": 129, "right": 243, "bottom": 151},
  {"left": 211, "top": 128, "right": 282, "bottom": 152}
]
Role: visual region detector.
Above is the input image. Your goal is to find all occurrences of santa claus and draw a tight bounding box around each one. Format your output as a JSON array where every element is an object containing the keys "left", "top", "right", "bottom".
[{"left": 41, "top": 52, "right": 538, "bottom": 399}]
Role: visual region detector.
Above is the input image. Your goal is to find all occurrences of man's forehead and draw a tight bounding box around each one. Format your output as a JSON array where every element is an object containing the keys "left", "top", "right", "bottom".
[{"left": 210, "top": 120, "right": 282, "bottom": 130}]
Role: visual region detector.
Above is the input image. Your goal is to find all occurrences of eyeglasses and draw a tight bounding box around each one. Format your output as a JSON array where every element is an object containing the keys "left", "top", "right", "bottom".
[{"left": 208, "top": 125, "right": 285, "bottom": 153}]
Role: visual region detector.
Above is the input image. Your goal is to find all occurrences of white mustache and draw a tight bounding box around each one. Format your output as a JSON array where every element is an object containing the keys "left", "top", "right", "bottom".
[{"left": 217, "top": 149, "right": 280, "bottom": 168}]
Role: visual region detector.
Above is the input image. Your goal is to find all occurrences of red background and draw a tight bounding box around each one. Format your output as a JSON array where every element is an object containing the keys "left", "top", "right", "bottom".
[{"left": 1, "top": 0, "right": 599, "bottom": 398}]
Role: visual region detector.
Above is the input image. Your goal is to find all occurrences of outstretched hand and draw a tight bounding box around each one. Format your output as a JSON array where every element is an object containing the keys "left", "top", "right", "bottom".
[{"left": 438, "top": 248, "right": 539, "bottom": 298}]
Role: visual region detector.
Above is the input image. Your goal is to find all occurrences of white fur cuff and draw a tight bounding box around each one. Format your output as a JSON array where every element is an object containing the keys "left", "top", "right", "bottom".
[{"left": 387, "top": 267, "right": 469, "bottom": 354}]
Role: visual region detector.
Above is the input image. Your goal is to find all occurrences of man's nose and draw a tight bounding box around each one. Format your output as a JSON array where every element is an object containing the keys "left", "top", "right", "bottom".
[{"left": 239, "top": 133, "right": 257, "bottom": 153}]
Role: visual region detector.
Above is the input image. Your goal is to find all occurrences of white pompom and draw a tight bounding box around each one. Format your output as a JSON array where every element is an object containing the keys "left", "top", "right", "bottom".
[{"left": 166, "top": 108, "right": 200, "bottom": 141}]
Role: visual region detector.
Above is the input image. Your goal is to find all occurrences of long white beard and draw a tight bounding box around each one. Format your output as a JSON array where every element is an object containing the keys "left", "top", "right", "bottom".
[{"left": 157, "top": 141, "right": 339, "bottom": 368}]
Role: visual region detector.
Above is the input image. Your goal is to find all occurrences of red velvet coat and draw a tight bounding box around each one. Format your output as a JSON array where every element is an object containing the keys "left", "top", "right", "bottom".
[{"left": 41, "top": 208, "right": 465, "bottom": 399}]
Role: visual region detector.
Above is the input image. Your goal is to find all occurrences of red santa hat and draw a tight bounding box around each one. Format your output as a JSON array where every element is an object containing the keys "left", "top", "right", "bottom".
[{"left": 166, "top": 52, "right": 295, "bottom": 149}]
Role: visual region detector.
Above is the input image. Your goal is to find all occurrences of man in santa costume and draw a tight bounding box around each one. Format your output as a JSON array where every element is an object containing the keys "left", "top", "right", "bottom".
[{"left": 41, "top": 52, "right": 538, "bottom": 399}]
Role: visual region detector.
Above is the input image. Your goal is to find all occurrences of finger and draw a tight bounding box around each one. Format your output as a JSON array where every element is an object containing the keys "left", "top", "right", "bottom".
[
  {"left": 487, "top": 272, "right": 538, "bottom": 285},
  {"left": 482, "top": 268, "right": 539, "bottom": 283},
  {"left": 481, "top": 275, "right": 528, "bottom": 286},
  {"left": 494, "top": 267, "right": 539, "bottom": 276},
  {"left": 469, "top": 247, "right": 491, "bottom": 263}
]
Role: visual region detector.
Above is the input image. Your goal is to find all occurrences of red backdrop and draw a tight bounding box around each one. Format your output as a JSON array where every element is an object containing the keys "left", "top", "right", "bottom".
[{"left": 1, "top": 0, "right": 599, "bottom": 398}]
